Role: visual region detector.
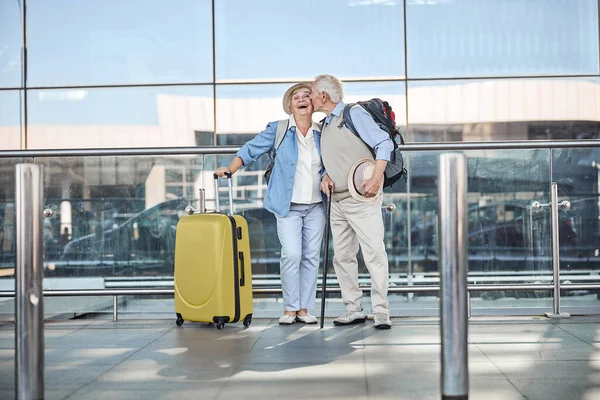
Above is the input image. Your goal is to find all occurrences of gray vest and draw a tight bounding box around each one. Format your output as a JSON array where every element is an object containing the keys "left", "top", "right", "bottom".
[{"left": 321, "top": 108, "right": 373, "bottom": 201}]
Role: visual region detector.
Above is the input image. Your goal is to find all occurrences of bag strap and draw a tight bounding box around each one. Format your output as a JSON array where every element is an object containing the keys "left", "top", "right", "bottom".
[
  {"left": 338, "top": 104, "right": 376, "bottom": 158},
  {"left": 274, "top": 119, "right": 289, "bottom": 151},
  {"left": 318, "top": 116, "right": 326, "bottom": 129}
]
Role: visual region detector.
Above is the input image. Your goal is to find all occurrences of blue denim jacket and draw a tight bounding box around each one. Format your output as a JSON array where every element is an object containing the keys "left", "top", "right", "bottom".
[{"left": 235, "top": 121, "right": 323, "bottom": 217}]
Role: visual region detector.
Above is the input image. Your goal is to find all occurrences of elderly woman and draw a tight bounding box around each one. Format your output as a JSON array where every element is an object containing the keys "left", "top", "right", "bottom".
[{"left": 215, "top": 82, "right": 325, "bottom": 325}]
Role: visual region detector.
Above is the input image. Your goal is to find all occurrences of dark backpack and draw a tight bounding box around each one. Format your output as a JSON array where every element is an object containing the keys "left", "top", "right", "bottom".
[{"left": 339, "top": 98, "right": 407, "bottom": 188}]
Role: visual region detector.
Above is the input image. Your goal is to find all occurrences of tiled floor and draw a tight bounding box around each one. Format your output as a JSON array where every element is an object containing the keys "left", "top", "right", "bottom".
[{"left": 1, "top": 316, "right": 600, "bottom": 399}]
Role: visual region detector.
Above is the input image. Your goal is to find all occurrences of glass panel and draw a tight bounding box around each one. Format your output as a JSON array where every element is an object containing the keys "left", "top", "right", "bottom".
[
  {"left": 0, "top": 0, "right": 22, "bottom": 87},
  {"left": 36, "top": 153, "right": 288, "bottom": 317},
  {"left": 406, "top": 0, "right": 599, "bottom": 78},
  {"left": 215, "top": 0, "right": 405, "bottom": 81},
  {"left": 216, "top": 81, "right": 407, "bottom": 136},
  {"left": 0, "top": 90, "right": 22, "bottom": 149},
  {"left": 27, "top": 85, "right": 214, "bottom": 149},
  {"left": 0, "top": 158, "right": 34, "bottom": 296},
  {"left": 205, "top": 154, "right": 280, "bottom": 278},
  {"left": 551, "top": 147, "right": 600, "bottom": 311},
  {"left": 40, "top": 155, "right": 206, "bottom": 278},
  {"left": 407, "top": 78, "right": 600, "bottom": 142},
  {"left": 401, "top": 149, "right": 554, "bottom": 313},
  {"left": 27, "top": 0, "right": 213, "bottom": 87}
]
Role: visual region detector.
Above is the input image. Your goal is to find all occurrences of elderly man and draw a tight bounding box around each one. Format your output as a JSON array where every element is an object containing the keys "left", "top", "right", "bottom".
[{"left": 311, "top": 74, "right": 393, "bottom": 329}]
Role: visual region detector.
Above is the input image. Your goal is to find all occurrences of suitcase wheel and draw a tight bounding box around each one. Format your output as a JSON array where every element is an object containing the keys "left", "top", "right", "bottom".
[
  {"left": 214, "top": 316, "right": 228, "bottom": 330},
  {"left": 176, "top": 313, "right": 184, "bottom": 327},
  {"left": 243, "top": 315, "right": 252, "bottom": 328}
]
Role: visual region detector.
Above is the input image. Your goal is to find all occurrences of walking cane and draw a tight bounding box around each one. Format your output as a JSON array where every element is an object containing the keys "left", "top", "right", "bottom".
[{"left": 320, "top": 189, "right": 333, "bottom": 329}]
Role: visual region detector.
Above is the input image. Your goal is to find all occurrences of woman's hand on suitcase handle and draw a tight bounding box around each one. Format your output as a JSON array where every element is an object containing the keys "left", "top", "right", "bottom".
[
  {"left": 215, "top": 166, "right": 231, "bottom": 178},
  {"left": 215, "top": 157, "right": 243, "bottom": 179}
]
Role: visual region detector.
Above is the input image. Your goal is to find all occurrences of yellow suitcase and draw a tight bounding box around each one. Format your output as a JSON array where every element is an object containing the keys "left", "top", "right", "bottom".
[{"left": 174, "top": 174, "right": 253, "bottom": 329}]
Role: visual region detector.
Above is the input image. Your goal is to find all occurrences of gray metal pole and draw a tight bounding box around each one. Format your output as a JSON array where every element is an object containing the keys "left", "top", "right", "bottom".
[
  {"left": 438, "top": 154, "right": 469, "bottom": 400},
  {"left": 551, "top": 182, "right": 560, "bottom": 315},
  {"left": 544, "top": 182, "right": 570, "bottom": 318},
  {"left": 199, "top": 189, "right": 206, "bottom": 213},
  {"left": 113, "top": 295, "right": 118, "bottom": 321},
  {"left": 15, "top": 164, "right": 45, "bottom": 400}
]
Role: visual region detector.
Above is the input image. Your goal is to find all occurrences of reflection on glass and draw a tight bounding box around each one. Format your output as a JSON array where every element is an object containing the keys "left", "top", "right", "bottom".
[
  {"left": 215, "top": 0, "right": 404, "bottom": 80},
  {"left": 405, "top": 149, "right": 552, "bottom": 282},
  {"left": 551, "top": 148, "right": 600, "bottom": 278},
  {"left": 216, "top": 81, "right": 406, "bottom": 136},
  {"left": 0, "top": 90, "right": 22, "bottom": 149},
  {"left": 27, "top": 0, "right": 213, "bottom": 86},
  {"left": 407, "top": 0, "right": 599, "bottom": 78},
  {"left": 40, "top": 155, "right": 206, "bottom": 277},
  {"left": 0, "top": 0, "right": 22, "bottom": 87},
  {"left": 0, "top": 158, "right": 28, "bottom": 279},
  {"left": 27, "top": 85, "right": 214, "bottom": 148},
  {"left": 382, "top": 192, "right": 409, "bottom": 277},
  {"left": 37, "top": 153, "right": 286, "bottom": 280},
  {"left": 0, "top": 157, "right": 36, "bottom": 281},
  {"left": 407, "top": 78, "right": 600, "bottom": 142}
]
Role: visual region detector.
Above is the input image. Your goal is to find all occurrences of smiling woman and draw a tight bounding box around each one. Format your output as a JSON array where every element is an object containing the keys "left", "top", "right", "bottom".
[{"left": 215, "top": 81, "right": 326, "bottom": 325}]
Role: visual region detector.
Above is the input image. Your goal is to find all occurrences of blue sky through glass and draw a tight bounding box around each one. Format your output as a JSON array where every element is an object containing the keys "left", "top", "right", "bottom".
[
  {"left": 215, "top": 0, "right": 405, "bottom": 80},
  {"left": 0, "top": 0, "right": 22, "bottom": 87},
  {"left": 27, "top": 0, "right": 213, "bottom": 86},
  {"left": 407, "top": 0, "right": 599, "bottom": 77}
]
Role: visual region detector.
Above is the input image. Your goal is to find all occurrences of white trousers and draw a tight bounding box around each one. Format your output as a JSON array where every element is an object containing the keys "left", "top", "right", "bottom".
[
  {"left": 330, "top": 195, "right": 389, "bottom": 314},
  {"left": 276, "top": 203, "right": 325, "bottom": 311}
]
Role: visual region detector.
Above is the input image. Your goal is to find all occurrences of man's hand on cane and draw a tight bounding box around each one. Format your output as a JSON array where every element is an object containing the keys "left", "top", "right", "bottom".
[{"left": 320, "top": 174, "right": 335, "bottom": 196}]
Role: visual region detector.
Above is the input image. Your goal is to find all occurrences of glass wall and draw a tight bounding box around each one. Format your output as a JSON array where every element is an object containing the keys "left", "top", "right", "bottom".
[
  {"left": 214, "top": 0, "right": 405, "bottom": 81},
  {"left": 3, "top": 0, "right": 597, "bottom": 148},
  {"left": 0, "top": 0, "right": 22, "bottom": 88},
  {"left": 406, "top": 0, "right": 599, "bottom": 78},
  {"left": 27, "top": 0, "right": 213, "bottom": 87},
  {"left": 1, "top": 1, "right": 599, "bottom": 317}
]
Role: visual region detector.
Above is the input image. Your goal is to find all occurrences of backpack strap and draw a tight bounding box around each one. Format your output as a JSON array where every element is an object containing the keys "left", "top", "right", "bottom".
[
  {"left": 274, "top": 119, "right": 289, "bottom": 151},
  {"left": 337, "top": 104, "right": 376, "bottom": 158},
  {"left": 338, "top": 103, "right": 360, "bottom": 137}
]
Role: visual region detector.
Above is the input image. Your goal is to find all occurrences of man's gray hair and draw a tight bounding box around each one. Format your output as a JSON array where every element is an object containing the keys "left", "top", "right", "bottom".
[{"left": 314, "top": 74, "right": 344, "bottom": 103}]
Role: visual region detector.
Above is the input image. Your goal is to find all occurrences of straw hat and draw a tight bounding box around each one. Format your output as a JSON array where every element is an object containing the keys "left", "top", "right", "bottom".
[
  {"left": 347, "top": 158, "right": 382, "bottom": 202},
  {"left": 282, "top": 82, "right": 313, "bottom": 115}
]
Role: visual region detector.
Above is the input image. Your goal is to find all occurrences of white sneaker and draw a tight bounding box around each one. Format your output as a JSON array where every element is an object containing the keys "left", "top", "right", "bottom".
[
  {"left": 278, "top": 314, "right": 296, "bottom": 325},
  {"left": 373, "top": 313, "right": 392, "bottom": 329},
  {"left": 295, "top": 314, "right": 318, "bottom": 324},
  {"left": 333, "top": 310, "right": 367, "bottom": 326}
]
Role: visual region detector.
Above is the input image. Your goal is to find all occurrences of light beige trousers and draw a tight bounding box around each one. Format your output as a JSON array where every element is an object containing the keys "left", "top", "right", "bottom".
[{"left": 329, "top": 194, "right": 389, "bottom": 314}]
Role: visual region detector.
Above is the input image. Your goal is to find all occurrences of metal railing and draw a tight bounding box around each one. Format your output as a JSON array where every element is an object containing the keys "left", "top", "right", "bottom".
[
  {"left": 0, "top": 139, "right": 600, "bottom": 159},
  {"left": 1, "top": 139, "right": 600, "bottom": 311}
]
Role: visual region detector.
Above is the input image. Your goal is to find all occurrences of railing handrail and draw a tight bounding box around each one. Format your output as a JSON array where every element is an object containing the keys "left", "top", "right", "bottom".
[
  {"left": 1, "top": 139, "right": 600, "bottom": 158},
  {"left": 3, "top": 282, "right": 600, "bottom": 297}
]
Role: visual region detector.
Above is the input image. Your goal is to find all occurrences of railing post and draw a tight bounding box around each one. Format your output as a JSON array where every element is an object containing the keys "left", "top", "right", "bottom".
[
  {"left": 15, "top": 164, "right": 45, "bottom": 400},
  {"left": 113, "top": 295, "right": 118, "bottom": 321},
  {"left": 545, "top": 182, "right": 570, "bottom": 319},
  {"left": 438, "top": 154, "right": 469, "bottom": 400}
]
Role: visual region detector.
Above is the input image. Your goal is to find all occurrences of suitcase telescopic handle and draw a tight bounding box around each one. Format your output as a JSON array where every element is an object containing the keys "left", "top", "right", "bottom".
[{"left": 213, "top": 172, "right": 234, "bottom": 214}]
